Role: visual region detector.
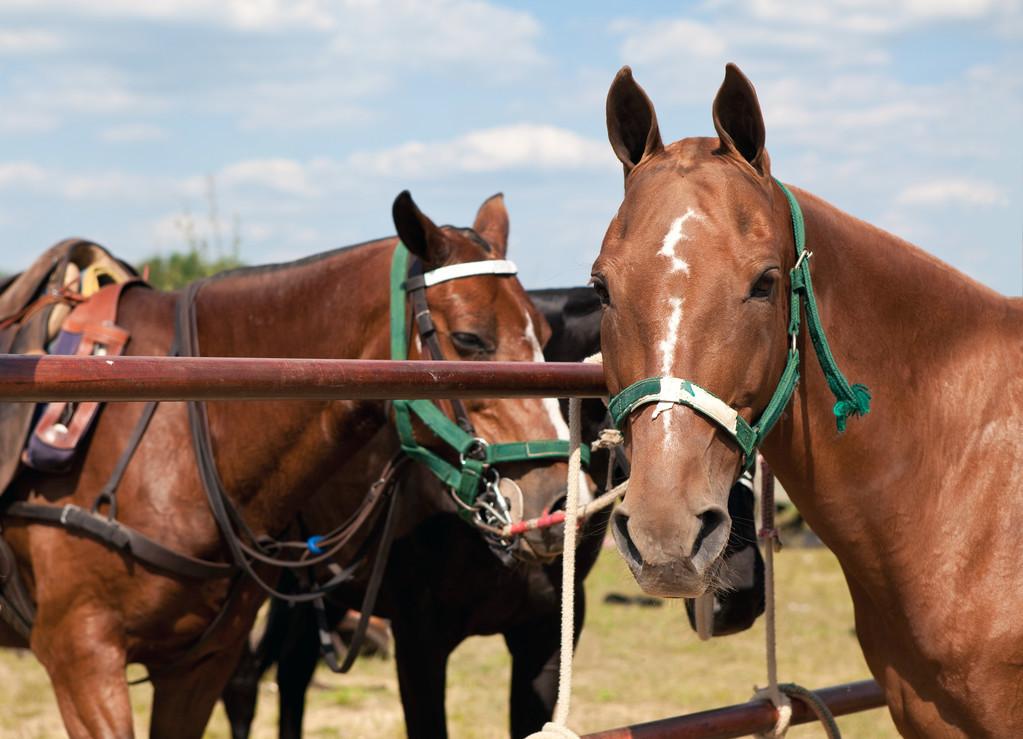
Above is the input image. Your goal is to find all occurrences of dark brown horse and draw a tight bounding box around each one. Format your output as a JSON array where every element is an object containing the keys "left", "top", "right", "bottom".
[
  {"left": 0, "top": 192, "right": 575, "bottom": 738},
  {"left": 594, "top": 63, "right": 1023, "bottom": 736}
]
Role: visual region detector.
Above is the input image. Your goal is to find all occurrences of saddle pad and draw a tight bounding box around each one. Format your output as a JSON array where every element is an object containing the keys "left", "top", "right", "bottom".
[
  {"left": 0, "top": 239, "right": 140, "bottom": 493},
  {"left": 22, "top": 282, "right": 135, "bottom": 473}
]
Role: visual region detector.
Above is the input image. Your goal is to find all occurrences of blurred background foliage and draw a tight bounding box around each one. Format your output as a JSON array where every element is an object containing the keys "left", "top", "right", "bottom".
[{"left": 142, "top": 176, "right": 244, "bottom": 290}]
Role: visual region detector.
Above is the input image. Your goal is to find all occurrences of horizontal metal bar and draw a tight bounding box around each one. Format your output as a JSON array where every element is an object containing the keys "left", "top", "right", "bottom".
[
  {"left": 583, "top": 679, "right": 886, "bottom": 739},
  {"left": 0, "top": 355, "right": 608, "bottom": 402}
]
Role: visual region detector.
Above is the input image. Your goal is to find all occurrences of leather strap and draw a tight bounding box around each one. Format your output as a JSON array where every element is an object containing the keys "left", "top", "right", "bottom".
[
  {"left": 316, "top": 464, "right": 404, "bottom": 674},
  {"left": 2, "top": 501, "right": 233, "bottom": 579}
]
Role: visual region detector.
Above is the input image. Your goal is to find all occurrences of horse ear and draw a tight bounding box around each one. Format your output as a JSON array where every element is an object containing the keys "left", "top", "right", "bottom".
[
  {"left": 473, "top": 193, "right": 509, "bottom": 257},
  {"left": 606, "top": 66, "right": 663, "bottom": 179},
  {"left": 392, "top": 190, "right": 448, "bottom": 267},
  {"left": 712, "top": 63, "right": 769, "bottom": 177}
]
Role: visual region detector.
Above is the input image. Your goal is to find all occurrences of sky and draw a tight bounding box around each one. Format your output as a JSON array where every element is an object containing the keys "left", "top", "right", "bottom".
[{"left": 0, "top": 0, "right": 1020, "bottom": 295}]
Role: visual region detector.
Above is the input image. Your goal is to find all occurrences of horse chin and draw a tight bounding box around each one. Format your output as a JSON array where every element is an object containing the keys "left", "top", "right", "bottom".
[{"left": 613, "top": 524, "right": 725, "bottom": 599}]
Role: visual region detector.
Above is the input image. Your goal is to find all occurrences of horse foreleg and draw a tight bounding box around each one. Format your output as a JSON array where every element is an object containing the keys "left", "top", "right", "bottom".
[
  {"left": 149, "top": 638, "right": 249, "bottom": 739},
  {"left": 276, "top": 602, "right": 321, "bottom": 739},
  {"left": 221, "top": 596, "right": 298, "bottom": 739},
  {"left": 221, "top": 641, "right": 264, "bottom": 739},
  {"left": 32, "top": 605, "right": 134, "bottom": 739},
  {"left": 391, "top": 613, "right": 454, "bottom": 739},
  {"left": 503, "top": 584, "right": 587, "bottom": 739}
]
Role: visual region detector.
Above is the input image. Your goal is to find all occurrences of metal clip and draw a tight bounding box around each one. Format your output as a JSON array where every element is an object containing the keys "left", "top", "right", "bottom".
[{"left": 793, "top": 249, "right": 813, "bottom": 272}]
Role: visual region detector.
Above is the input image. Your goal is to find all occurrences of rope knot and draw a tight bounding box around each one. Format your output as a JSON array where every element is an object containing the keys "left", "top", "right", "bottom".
[
  {"left": 832, "top": 383, "right": 871, "bottom": 432},
  {"left": 752, "top": 686, "right": 793, "bottom": 738},
  {"left": 591, "top": 428, "right": 623, "bottom": 451}
]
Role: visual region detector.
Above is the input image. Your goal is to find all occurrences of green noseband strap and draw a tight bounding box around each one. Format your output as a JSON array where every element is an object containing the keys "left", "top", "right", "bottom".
[
  {"left": 608, "top": 377, "right": 757, "bottom": 459},
  {"left": 608, "top": 178, "right": 871, "bottom": 467}
]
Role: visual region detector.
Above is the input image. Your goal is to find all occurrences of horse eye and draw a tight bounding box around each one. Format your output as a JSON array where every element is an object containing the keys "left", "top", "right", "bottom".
[
  {"left": 590, "top": 275, "right": 611, "bottom": 307},
  {"left": 749, "top": 270, "right": 778, "bottom": 300},
  {"left": 450, "top": 332, "right": 492, "bottom": 355}
]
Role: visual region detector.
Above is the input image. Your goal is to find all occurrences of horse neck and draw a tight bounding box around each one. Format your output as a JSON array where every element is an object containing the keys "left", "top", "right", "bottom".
[
  {"left": 193, "top": 237, "right": 399, "bottom": 529},
  {"left": 760, "top": 188, "right": 1023, "bottom": 591}
]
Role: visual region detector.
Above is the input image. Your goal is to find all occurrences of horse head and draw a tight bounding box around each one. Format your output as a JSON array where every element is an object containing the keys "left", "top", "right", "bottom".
[
  {"left": 594, "top": 64, "right": 795, "bottom": 597},
  {"left": 391, "top": 191, "right": 580, "bottom": 563}
]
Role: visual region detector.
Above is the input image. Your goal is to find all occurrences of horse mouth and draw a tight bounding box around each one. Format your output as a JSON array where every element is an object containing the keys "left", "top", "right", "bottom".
[{"left": 612, "top": 518, "right": 726, "bottom": 598}]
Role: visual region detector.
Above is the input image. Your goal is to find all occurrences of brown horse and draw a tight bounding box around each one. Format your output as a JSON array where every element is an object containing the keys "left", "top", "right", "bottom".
[
  {"left": 0, "top": 191, "right": 574, "bottom": 738},
  {"left": 594, "top": 63, "right": 1023, "bottom": 736}
]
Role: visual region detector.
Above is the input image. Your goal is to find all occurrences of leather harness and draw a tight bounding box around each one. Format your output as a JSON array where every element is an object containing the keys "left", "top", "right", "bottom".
[{"left": 0, "top": 241, "right": 541, "bottom": 674}]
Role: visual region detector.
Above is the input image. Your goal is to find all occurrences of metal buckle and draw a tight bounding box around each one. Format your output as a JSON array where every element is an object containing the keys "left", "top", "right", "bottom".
[{"left": 459, "top": 437, "right": 490, "bottom": 465}]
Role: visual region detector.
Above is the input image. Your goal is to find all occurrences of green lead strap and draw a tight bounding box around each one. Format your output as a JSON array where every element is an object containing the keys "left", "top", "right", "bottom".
[{"left": 774, "top": 180, "right": 871, "bottom": 431}]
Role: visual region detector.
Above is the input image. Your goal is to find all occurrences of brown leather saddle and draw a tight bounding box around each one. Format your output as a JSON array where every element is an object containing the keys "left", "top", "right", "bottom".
[{"left": 0, "top": 238, "right": 140, "bottom": 492}]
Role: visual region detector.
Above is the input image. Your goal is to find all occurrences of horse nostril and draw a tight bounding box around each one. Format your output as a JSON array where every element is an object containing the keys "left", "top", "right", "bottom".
[
  {"left": 612, "top": 510, "right": 643, "bottom": 566},
  {"left": 691, "top": 508, "right": 727, "bottom": 560}
]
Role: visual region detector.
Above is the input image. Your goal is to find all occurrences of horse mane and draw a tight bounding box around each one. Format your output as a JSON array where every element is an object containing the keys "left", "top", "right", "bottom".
[{"left": 195, "top": 225, "right": 492, "bottom": 288}]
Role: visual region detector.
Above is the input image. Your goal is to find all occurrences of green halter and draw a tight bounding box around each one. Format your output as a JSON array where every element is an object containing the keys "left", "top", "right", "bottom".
[
  {"left": 608, "top": 179, "right": 871, "bottom": 469},
  {"left": 388, "top": 244, "right": 588, "bottom": 518}
]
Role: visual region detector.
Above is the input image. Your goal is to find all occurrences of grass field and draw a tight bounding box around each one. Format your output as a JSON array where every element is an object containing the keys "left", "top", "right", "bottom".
[{"left": 1, "top": 545, "right": 897, "bottom": 738}]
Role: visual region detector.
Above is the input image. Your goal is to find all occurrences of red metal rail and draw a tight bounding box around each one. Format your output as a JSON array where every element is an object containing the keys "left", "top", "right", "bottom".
[
  {"left": 583, "top": 680, "right": 886, "bottom": 739},
  {"left": 0, "top": 355, "right": 607, "bottom": 402}
]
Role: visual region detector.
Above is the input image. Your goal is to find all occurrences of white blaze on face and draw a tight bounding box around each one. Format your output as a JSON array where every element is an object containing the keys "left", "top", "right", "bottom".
[
  {"left": 524, "top": 311, "right": 591, "bottom": 503},
  {"left": 653, "top": 208, "right": 703, "bottom": 429},
  {"left": 657, "top": 208, "right": 703, "bottom": 275},
  {"left": 523, "top": 312, "right": 570, "bottom": 441},
  {"left": 654, "top": 297, "right": 684, "bottom": 428}
]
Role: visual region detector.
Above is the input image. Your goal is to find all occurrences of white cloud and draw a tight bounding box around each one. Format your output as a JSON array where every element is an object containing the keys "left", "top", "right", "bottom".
[
  {"left": 0, "top": 162, "right": 49, "bottom": 189},
  {"left": 348, "top": 124, "right": 612, "bottom": 179},
  {"left": 0, "top": 161, "right": 187, "bottom": 202},
  {"left": 618, "top": 19, "right": 726, "bottom": 63},
  {"left": 0, "top": 0, "right": 334, "bottom": 32},
  {"left": 0, "top": 110, "right": 59, "bottom": 134},
  {"left": 896, "top": 178, "right": 1009, "bottom": 206},
  {"left": 0, "top": 64, "right": 168, "bottom": 136},
  {"left": 99, "top": 123, "right": 167, "bottom": 142},
  {"left": 328, "top": 0, "right": 544, "bottom": 69},
  {"left": 215, "top": 159, "right": 321, "bottom": 198},
  {"left": 744, "top": 0, "right": 1022, "bottom": 32},
  {"left": 0, "top": 29, "right": 65, "bottom": 53},
  {"left": 0, "top": 0, "right": 543, "bottom": 68}
]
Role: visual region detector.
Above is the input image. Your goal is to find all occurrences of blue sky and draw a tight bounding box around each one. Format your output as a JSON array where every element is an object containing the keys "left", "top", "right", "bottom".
[{"left": 0, "top": 0, "right": 1020, "bottom": 294}]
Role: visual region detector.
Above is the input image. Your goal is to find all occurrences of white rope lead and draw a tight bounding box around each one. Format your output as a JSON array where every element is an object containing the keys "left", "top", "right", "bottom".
[
  {"left": 753, "top": 524, "right": 793, "bottom": 738},
  {"left": 526, "top": 396, "right": 584, "bottom": 739}
]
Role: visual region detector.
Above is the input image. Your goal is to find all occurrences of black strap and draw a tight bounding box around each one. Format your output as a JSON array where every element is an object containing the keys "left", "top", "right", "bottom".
[
  {"left": 2, "top": 501, "right": 233, "bottom": 579},
  {"left": 174, "top": 280, "right": 369, "bottom": 603},
  {"left": 335, "top": 472, "right": 401, "bottom": 672},
  {"left": 91, "top": 399, "right": 159, "bottom": 519},
  {"left": 405, "top": 258, "right": 474, "bottom": 435}
]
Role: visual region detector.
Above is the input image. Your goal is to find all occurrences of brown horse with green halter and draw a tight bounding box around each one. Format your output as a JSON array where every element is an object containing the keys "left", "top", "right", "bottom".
[
  {"left": 594, "top": 63, "right": 1023, "bottom": 736},
  {"left": 0, "top": 191, "right": 577, "bottom": 738}
]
